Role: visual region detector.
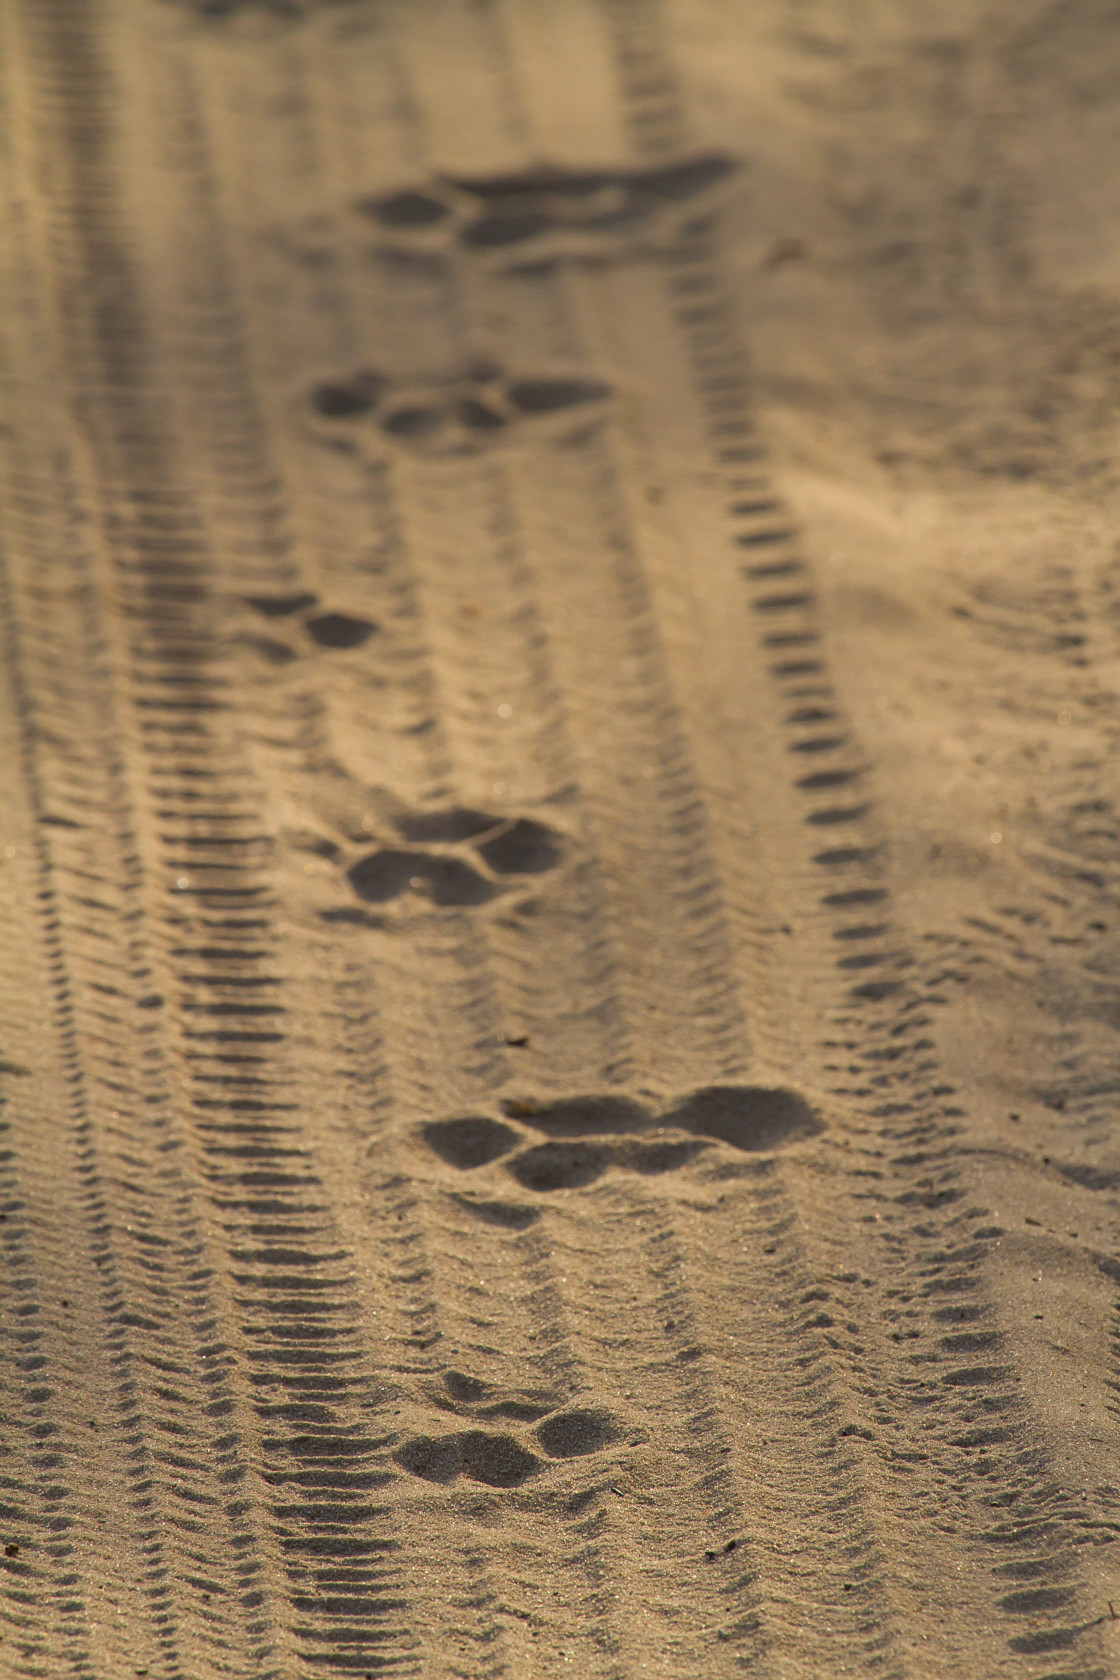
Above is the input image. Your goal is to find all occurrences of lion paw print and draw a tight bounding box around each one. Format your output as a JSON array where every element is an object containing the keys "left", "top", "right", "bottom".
[
  {"left": 162, "top": 0, "right": 351, "bottom": 24},
  {"left": 421, "top": 1086, "right": 822, "bottom": 1193},
  {"left": 396, "top": 1368, "right": 623, "bottom": 1490},
  {"left": 308, "top": 805, "right": 564, "bottom": 917},
  {"left": 307, "top": 359, "right": 610, "bottom": 458},
  {"left": 356, "top": 153, "right": 739, "bottom": 263},
  {"left": 234, "top": 588, "right": 377, "bottom": 670}
]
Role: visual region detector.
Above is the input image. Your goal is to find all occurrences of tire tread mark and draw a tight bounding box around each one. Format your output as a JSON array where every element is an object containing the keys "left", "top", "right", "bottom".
[
  {"left": 599, "top": 1, "right": 1112, "bottom": 1670},
  {"left": 11, "top": 4, "right": 417, "bottom": 1674}
]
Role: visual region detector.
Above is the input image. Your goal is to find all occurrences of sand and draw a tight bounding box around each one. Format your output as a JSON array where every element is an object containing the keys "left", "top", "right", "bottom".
[{"left": 2, "top": 1, "right": 1119, "bottom": 1675}]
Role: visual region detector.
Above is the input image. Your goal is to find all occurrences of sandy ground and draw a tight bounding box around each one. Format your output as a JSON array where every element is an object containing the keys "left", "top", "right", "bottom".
[{"left": 3, "top": 1, "right": 1120, "bottom": 1675}]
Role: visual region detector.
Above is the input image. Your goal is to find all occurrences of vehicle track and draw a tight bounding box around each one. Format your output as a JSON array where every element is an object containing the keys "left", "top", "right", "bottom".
[{"left": 0, "top": 1, "right": 1117, "bottom": 1676}]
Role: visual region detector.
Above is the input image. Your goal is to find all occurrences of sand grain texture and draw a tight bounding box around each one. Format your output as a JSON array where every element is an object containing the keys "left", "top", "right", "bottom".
[{"left": 2, "top": 1, "right": 1120, "bottom": 1675}]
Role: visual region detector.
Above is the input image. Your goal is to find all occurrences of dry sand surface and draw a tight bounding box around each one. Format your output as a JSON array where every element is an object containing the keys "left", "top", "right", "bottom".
[{"left": 3, "top": 0, "right": 1120, "bottom": 1675}]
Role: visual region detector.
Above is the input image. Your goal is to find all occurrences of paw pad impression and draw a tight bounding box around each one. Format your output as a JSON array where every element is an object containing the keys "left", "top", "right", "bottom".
[
  {"left": 237, "top": 590, "right": 377, "bottom": 666},
  {"left": 395, "top": 1373, "right": 622, "bottom": 1489},
  {"left": 419, "top": 1085, "right": 822, "bottom": 1191},
  {"left": 356, "top": 153, "right": 739, "bottom": 261},
  {"left": 308, "top": 359, "right": 610, "bottom": 457},
  {"left": 344, "top": 810, "right": 564, "bottom": 913}
]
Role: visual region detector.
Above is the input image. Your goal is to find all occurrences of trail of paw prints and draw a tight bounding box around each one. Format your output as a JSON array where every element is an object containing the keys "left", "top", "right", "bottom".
[
  {"left": 354, "top": 153, "right": 740, "bottom": 265},
  {"left": 305, "top": 805, "right": 565, "bottom": 919},
  {"left": 234, "top": 587, "right": 377, "bottom": 670},
  {"left": 306, "top": 360, "right": 611, "bottom": 459},
  {"left": 397, "top": 1367, "right": 625, "bottom": 1489},
  {"left": 420, "top": 1086, "right": 823, "bottom": 1198}
]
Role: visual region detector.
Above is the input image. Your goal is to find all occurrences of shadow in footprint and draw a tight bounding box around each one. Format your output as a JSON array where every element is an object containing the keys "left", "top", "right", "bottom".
[
  {"left": 480, "top": 1399, "right": 553, "bottom": 1424},
  {"left": 442, "top": 154, "right": 738, "bottom": 253},
  {"left": 178, "top": 0, "right": 301, "bottom": 17},
  {"left": 423, "top": 1117, "right": 520, "bottom": 1171},
  {"left": 625, "top": 1137, "right": 710, "bottom": 1175},
  {"left": 245, "top": 591, "right": 318, "bottom": 618},
  {"left": 396, "top": 1431, "right": 540, "bottom": 1488},
  {"left": 239, "top": 635, "right": 298, "bottom": 666},
  {"left": 348, "top": 851, "right": 420, "bottom": 903},
  {"left": 395, "top": 1435, "right": 461, "bottom": 1485},
  {"left": 535, "top": 1410, "right": 618, "bottom": 1459},
  {"left": 663, "top": 1085, "right": 821, "bottom": 1152},
  {"left": 381, "top": 403, "right": 445, "bottom": 440},
  {"left": 307, "top": 354, "right": 610, "bottom": 457},
  {"left": 477, "top": 818, "right": 563, "bottom": 875},
  {"left": 506, "top": 1139, "right": 613, "bottom": 1192},
  {"left": 368, "top": 188, "right": 452, "bottom": 229},
  {"left": 305, "top": 612, "right": 377, "bottom": 650},
  {"left": 459, "top": 1432, "right": 541, "bottom": 1487},
  {"left": 458, "top": 396, "right": 508, "bottom": 431},
  {"left": 348, "top": 850, "right": 498, "bottom": 908},
  {"left": 434, "top": 1370, "right": 556, "bottom": 1424},
  {"left": 505, "top": 379, "right": 611, "bottom": 417},
  {"left": 310, "top": 372, "right": 387, "bottom": 418},
  {"left": 501, "top": 1094, "right": 650, "bottom": 1136},
  {"left": 444, "top": 1370, "right": 488, "bottom": 1404}
]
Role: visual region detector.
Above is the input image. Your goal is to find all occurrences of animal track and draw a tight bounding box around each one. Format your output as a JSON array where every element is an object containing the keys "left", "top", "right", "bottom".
[
  {"left": 422, "top": 1117, "right": 521, "bottom": 1170},
  {"left": 427, "top": 1369, "right": 556, "bottom": 1424},
  {"left": 660, "top": 1086, "right": 820, "bottom": 1152},
  {"left": 396, "top": 1430, "right": 540, "bottom": 1489},
  {"left": 395, "top": 1368, "right": 622, "bottom": 1488},
  {"left": 348, "top": 850, "right": 499, "bottom": 909},
  {"left": 419, "top": 1085, "right": 822, "bottom": 1192},
  {"left": 356, "top": 153, "right": 739, "bottom": 264},
  {"left": 163, "top": 0, "right": 355, "bottom": 22},
  {"left": 236, "top": 590, "right": 377, "bottom": 666},
  {"left": 396, "top": 1092, "right": 817, "bottom": 1493},
  {"left": 507, "top": 1139, "right": 614, "bottom": 1192},
  {"left": 308, "top": 359, "right": 610, "bottom": 457},
  {"left": 343, "top": 810, "right": 564, "bottom": 913}
]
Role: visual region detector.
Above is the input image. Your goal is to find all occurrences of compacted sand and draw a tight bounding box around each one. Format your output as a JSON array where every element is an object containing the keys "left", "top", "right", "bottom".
[{"left": 3, "top": 2, "right": 1120, "bottom": 1675}]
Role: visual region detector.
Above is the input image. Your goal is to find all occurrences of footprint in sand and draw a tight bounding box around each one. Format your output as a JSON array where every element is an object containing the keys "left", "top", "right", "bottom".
[
  {"left": 396, "top": 1365, "right": 623, "bottom": 1488},
  {"left": 306, "top": 359, "right": 611, "bottom": 458},
  {"left": 162, "top": 0, "right": 351, "bottom": 25},
  {"left": 320, "top": 808, "right": 565, "bottom": 917},
  {"left": 421, "top": 1085, "right": 823, "bottom": 1193},
  {"left": 233, "top": 589, "right": 377, "bottom": 669},
  {"left": 393, "top": 1087, "right": 818, "bottom": 1490},
  {"left": 355, "top": 154, "right": 740, "bottom": 266}
]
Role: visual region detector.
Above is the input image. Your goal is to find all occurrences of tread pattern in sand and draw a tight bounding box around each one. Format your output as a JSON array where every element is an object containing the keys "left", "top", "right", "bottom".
[{"left": 0, "top": 1, "right": 1117, "bottom": 1677}]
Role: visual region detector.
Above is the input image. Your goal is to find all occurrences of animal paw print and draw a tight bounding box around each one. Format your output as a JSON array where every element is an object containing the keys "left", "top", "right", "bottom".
[
  {"left": 421, "top": 1086, "right": 822, "bottom": 1192},
  {"left": 356, "top": 153, "right": 739, "bottom": 264},
  {"left": 161, "top": 0, "right": 350, "bottom": 23},
  {"left": 235, "top": 589, "right": 377, "bottom": 668},
  {"left": 307, "top": 360, "right": 610, "bottom": 458},
  {"left": 315, "top": 806, "right": 564, "bottom": 916},
  {"left": 396, "top": 1368, "right": 621, "bottom": 1488}
]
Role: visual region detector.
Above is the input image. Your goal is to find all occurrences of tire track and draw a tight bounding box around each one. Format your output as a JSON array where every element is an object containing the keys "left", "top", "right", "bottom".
[
  {"left": 330, "top": 6, "right": 913, "bottom": 1673},
  {"left": 179, "top": 3, "right": 779, "bottom": 1666},
  {"left": 114, "top": 8, "right": 579, "bottom": 1667},
  {"left": 595, "top": 1, "right": 1117, "bottom": 1671},
  {"left": 10, "top": 4, "right": 419, "bottom": 1673},
  {"left": 178, "top": 11, "right": 644, "bottom": 1659},
  {"left": 166, "top": 6, "right": 953, "bottom": 1673},
  {"left": 5, "top": 0, "right": 1120, "bottom": 1676},
  {"left": 381, "top": 11, "right": 920, "bottom": 1664},
  {"left": 318, "top": 38, "right": 809, "bottom": 1674},
  {"left": 1, "top": 26, "right": 295, "bottom": 1670}
]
